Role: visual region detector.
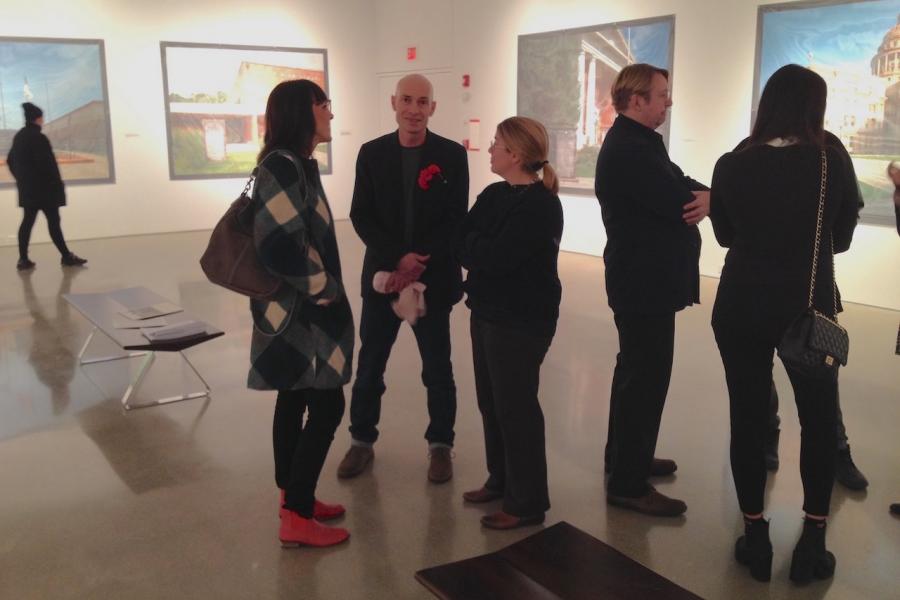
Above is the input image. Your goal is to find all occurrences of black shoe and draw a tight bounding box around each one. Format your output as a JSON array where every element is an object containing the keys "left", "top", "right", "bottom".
[
  {"left": 16, "top": 258, "right": 36, "bottom": 271},
  {"left": 790, "top": 518, "right": 836, "bottom": 584},
  {"left": 835, "top": 447, "right": 868, "bottom": 490},
  {"left": 604, "top": 457, "right": 677, "bottom": 477},
  {"left": 735, "top": 517, "right": 773, "bottom": 582},
  {"left": 61, "top": 253, "right": 87, "bottom": 267},
  {"left": 765, "top": 429, "right": 780, "bottom": 471}
]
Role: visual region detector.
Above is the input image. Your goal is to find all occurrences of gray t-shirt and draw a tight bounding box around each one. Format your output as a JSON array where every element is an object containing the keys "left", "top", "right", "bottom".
[{"left": 401, "top": 146, "right": 423, "bottom": 246}]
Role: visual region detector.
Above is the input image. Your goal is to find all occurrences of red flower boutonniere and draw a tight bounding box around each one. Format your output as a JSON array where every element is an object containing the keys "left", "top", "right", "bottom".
[{"left": 417, "top": 163, "right": 445, "bottom": 190}]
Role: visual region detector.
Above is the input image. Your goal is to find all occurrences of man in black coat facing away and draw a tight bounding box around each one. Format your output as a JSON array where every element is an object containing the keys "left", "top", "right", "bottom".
[
  {"left": 337, "top": 74, "right": 469, "bottom": 483},
  {"left": 594, "top": 64, "right": 709, "bottom": 516},
  {"left": 7, "top": 102, "right": 86, "bottom": 270}
]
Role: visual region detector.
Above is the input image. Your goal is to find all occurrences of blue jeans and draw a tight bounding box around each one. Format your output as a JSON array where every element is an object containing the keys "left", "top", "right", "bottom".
[{"left": 349, "top": 294, "right": 456, "bottom": 446}]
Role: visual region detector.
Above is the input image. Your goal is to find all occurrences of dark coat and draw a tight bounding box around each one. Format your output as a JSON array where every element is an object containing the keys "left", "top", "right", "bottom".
[
  {"left": 710, "top": 140, "right": 859, "bottom": 342},
  {"left": 247, "top": 152, "right": 355, "bottom": 391},
  {"left": 6, "top": 123, "right": 66, "bottom": 209},
  {"left": 350, "top": 129, "right": 469, "bottom": 310},
  {"left": 457, "top": 181, "right": 563, "bottom": 337},
  {"left": 594, "top": 115, "right": 708, "bottom": 315}
]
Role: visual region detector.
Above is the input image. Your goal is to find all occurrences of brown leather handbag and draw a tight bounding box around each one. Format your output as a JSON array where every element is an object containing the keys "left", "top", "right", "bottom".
[{"left": 199, "top": 171, "right": 282, "bottom": 300}]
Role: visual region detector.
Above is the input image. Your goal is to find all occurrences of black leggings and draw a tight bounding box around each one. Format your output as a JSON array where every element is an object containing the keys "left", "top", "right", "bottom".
[
  {"left": 273, "top": 388, "right": 345, "bottom": 517},
  {"left": 19, "top": 206, "right": 70, "bottom": 259},
  {"left": 714, "top": 324, "right": 837, "bottom": 516}
]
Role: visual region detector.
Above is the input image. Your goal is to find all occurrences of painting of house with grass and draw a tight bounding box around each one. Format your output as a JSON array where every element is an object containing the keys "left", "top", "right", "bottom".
[
  {"left": 0, "top": 37, "right": 114, "bottom": 187},
  {"left": 161, "top": 42, "right": 330, "bottom": 179},
  {"left": 517, "top": 17, "right": 674, "bottom": 195}
]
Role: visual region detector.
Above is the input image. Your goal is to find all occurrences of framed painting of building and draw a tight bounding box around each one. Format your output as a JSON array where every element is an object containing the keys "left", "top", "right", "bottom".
[
  {"left": 517, "top": 16, "right": 675, "bottom": 195},
  {"left": 0, "top": 37, "right": 115, "bottom": 187},
  {"left": 160, "top": 42, "right": 330, "bottom": 180},
  {"left": 755, "top": 0, "right": 900, "bottom": 225}
]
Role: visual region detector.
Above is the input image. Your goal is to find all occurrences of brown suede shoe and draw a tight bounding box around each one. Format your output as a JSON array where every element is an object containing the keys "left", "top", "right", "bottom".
[
  {"left": 462, "top": 486, "right": 503, "bottom": 503},
  {"left": 428, "top": 447, "right": 453, "bottom": 483},
  {"left": 607, "top": 486, "right": 687, "bottom": 517},
  {"left": 337, "top": 445, "right": 373, "bottom": 479},
  {"left": 481, "top": 510, "right": 545, "bottom": 530},
  {"left": 605, "top": 457, "right": 678, "bottom": 477}
]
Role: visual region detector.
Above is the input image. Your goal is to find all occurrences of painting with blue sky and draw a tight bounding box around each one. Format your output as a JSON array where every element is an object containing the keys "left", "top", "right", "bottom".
[
  {"left": 0, "top": 37, "right": 114, "bottom": 186},
  {"left": 518, "top": 16, "right": 674, "bottom": 194},
  {"left": 756, "top": 0, "right": 900, "bottom": 224}
]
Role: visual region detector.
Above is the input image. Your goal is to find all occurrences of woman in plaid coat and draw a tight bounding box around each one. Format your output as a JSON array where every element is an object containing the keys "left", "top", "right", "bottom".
[{"left": 249, "top": 80, "right": 354, "bottom": 548}]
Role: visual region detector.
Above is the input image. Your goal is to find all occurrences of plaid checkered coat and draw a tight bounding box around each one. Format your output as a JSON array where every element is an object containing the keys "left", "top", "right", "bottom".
[{"left": 247, "top": 151, "right": 354, "bottom": 391}]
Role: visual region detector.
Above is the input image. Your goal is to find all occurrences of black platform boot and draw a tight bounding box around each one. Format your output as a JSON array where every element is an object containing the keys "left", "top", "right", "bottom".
[
  {"left": 790, "top": 518, "right": 836, "bottom": 584},
  {"left": 735, "top": 516, "right": 773, "bottom": 582}
]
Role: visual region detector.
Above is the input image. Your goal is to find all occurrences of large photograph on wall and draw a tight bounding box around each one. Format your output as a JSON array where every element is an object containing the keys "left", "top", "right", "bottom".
[
  {"left": 0, "top": 37, "right": 115, "bottom": 187},
  {"left": 517, "top": 16, "right": 675, "bottom": 195},
  {"left": 755, "top": 0, "right": 900, "bottom": 225},
  {"left": 161, "top": 42, "right": 330, "bottom": 180}
]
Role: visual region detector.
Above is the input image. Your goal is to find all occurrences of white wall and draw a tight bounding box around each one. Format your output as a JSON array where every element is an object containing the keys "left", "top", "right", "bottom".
[
  {"left": 0, "top": 0, "right": 378, "bottom": 245},
  {"left": 373, "top": 0, "right": 900, "bottom": 310}
]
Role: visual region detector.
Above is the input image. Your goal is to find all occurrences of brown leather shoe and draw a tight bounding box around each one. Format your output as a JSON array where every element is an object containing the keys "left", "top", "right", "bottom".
[
  {"left": 428, "top": 447, "right": 453, "bottom": 483},
  {"left": 605, "top": 457, "right": 678, "bottom": 477},
  {"left": 481, "top": 510, "right": 545, "bottom": 530},
  {"left": 337, "top": 446, "right": 373, "bottom": 479},
  {"left": 607, "top": 486, "right": 687, "bottom": 517},
  {"left": 463, "top": 486, "right": 503, "bottom": 503}
]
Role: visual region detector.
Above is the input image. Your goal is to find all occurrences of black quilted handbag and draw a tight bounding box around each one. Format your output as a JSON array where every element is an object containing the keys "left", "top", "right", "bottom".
[{"left": 777, "top": 150, "right": 849, "bottom": 380}]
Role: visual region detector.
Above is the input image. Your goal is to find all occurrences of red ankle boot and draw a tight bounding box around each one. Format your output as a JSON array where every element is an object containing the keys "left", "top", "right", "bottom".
[
  {"left": 279, "top": 490, "right": 346, "bottom": 521},
  {"left": 279, "top": 510, "right": 349, "bottom": 548}
]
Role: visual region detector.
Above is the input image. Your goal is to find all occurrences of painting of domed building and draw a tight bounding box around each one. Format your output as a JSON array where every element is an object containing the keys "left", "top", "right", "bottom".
[{"left": 756, "top": 0, "right": 900, "bottom": 225}]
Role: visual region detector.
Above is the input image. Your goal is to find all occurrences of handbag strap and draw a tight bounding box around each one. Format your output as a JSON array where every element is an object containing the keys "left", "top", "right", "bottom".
[{"left": 807, "top": 149, "right": 838, "bottom": 317}]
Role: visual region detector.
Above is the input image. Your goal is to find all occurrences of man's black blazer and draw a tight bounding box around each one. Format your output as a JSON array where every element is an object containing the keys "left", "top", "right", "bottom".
[
  {"left": 594, "top": 115, "right": 708, "bottom": 315},
  {"left": 350, "top": 129, "right": 469, "bottom": 309}
]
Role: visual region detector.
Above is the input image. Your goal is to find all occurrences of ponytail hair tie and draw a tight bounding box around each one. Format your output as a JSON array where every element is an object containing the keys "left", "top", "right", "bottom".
[{"left": 530, "top": 159, "right": 549, "bottom": 171}]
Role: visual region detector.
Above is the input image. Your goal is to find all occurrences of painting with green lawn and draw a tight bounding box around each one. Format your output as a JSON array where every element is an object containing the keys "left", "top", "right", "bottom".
[{"left": 161, "top": 42, "right": 330, "bottom": 180}]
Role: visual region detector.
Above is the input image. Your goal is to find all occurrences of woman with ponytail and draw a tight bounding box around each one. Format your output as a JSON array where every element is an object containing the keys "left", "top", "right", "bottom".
[{"left": 455, "top": 116, "right": 563, "bottom": 529}]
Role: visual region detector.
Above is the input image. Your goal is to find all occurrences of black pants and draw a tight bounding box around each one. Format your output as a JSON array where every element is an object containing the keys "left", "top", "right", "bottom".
[
  {"left": 19, "top": 206, "right": 70, "bottom": 259},
  {"left": 714, "top": 324, "right": 837, "bottom": 516},
  {"left": 768, "top": 383, "right": 849, "bottom": 451},
  {"left": 349, "top": 294, "right": 456, "bottom": 446},
  {"left": 273, "top": 388, "right": 345, "bottom": 517},
  {"left": 606, "top": 312, "right": 676, "bottom": 498},
  {"left": 471, "top": 315, "right": 551, "bottom": 516}
]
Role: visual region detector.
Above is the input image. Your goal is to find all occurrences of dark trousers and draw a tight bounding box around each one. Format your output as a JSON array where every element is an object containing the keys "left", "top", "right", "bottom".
[
  {"left": 714, "top": 324, "right": 837, "bottom": 516},
  {"left": 471, "top": 315, "right": 551, "bottom": 516},
  {"left": 19, "top": 206, "right": 70, "bottom": 259},
  {"left": 273, "top": 388, "right": 345, "bottom": 517},
  {"left": 349, "top": 294, "right": 456, "bottom": 446},
  {"left": 768, "top": 383, "right": 849, "bottom": 451},
  {"left": 605, "top": 312, "right": 676, "bottom": 498}
]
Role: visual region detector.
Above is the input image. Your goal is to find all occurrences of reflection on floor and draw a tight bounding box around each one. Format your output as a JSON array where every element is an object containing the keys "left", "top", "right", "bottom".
[{"left": 0, "top": 224, "right": 898, "bottom": 600}]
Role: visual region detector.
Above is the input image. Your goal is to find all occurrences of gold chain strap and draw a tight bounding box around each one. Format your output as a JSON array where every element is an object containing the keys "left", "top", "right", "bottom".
[{"left": 807, "top": 150, "right": 838, "bottom": 319}]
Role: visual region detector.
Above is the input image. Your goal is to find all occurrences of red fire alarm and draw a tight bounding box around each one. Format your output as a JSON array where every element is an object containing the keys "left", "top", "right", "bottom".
[
  {"left": 462, "top": 74, "right": 471, "bottom": 87},
  {"left": 407, "top": 47, "right": 417, "bottom": 61}
]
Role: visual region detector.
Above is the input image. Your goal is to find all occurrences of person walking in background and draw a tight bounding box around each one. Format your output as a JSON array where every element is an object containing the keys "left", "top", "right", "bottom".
[
  {"left": 248, "top": 80, "right": 354, "bottom": 548},
  {"left": 338, "top": 74, "right": 469, "bottom": 484},
  {"left": 6, "top": 102, "right": 86, "bottom": 270},
  {"left": 456, "top": 116, "right": 563, "bottom": 530},
  {"left": 710, "top": 64, "right": 859, "bottom": 583},
  {"left": 594, "top": 63, "right": 710, "bottom": 517}
]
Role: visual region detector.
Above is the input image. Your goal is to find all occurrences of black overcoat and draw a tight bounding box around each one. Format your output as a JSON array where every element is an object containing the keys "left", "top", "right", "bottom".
[{"left": 6, "top": 123, "right": 66, "bottom": 209}]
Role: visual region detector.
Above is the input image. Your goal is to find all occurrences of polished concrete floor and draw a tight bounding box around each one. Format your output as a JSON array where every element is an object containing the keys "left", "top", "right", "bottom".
[{"left": 1, "top": 223, "right": 898, "bottom": 600}]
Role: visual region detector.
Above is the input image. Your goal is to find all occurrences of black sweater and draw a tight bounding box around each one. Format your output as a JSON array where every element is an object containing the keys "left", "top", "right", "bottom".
[
  {"left": 710, "top": 142, "right": 859, "bottom": 341},
  {"left": 456, "top": 181, "right": 563, "bottom": 337}
]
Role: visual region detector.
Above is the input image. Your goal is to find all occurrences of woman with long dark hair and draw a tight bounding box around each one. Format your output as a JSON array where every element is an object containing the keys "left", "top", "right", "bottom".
[
  {"left": 456, "top": 116, "right": 563, "bottom": 529},
  {"left": 710, "top": 64, "right": 859, "bottom": 583},
  {"left": 249, "top": 79, "right": 354, "bottom": 548}
]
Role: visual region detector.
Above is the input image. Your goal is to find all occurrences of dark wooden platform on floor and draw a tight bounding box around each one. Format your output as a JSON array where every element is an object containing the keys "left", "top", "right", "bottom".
[{"left": 415, "top": 521, "right": 703, "bottom": 600}]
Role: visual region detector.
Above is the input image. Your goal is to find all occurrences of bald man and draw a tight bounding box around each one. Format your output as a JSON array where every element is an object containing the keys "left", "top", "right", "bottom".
[{"left": 338, "top": 74, "right": 469, "bottom": 483}]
